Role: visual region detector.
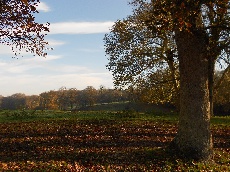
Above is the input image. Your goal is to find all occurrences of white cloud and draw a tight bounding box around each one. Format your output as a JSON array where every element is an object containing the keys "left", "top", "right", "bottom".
[
  {"left": 24, "top": 55, "right": 62, "bottom": 62},
  {"left": 52, "top": 65, "right": 91, "bottom": 74},
  {"left": 0, "top": 45, "right": 14, "bottom": 55},
  {"left": 36, "top": 2, "right": 50, "bottom": 12},
  {"left": 0, "top": 72, "right": 113, "bottom": 96},
  {"left": 0, "top": 54, "right": 113, "bottom": 96},
  {"left": 47, "top": 39, "right": 66, "bottom": 46},
  {"left": 0, "top": 55, "right": 62, "bottom": 74},
  {"left": 49, "top": 21, "right": 114, "bottom": 34}
]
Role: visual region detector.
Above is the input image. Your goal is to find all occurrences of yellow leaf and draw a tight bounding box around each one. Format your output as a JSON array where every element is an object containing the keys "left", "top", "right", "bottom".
[{"left": 21, "top": 0, "right": 28, "bottom": 6}]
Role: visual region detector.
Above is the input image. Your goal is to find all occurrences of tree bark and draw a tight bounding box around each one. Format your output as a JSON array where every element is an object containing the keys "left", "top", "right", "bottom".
[
  {"left": 170, "top": 29, "right": 213, "bottom": 161},
  {"left": 208, "top": 56, "right": 215, "bottom": 116}
]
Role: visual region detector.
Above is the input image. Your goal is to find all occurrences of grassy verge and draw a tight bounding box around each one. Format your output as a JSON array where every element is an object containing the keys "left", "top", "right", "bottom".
[
  {"left": 0, "top": 109, "right": 229, "bottom": 125},
  {"left": 0, "top": 109, "right": 179, "bottom": 123}
]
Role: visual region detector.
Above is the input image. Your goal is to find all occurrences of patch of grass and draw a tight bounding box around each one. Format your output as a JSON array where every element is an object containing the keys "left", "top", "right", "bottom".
[
  {"left": 0, "top": 109, "right": 179, "bottom": 123},
  {"left": 0, "top": 109, "right": 229, "bottom": 126},
  {"left": 211, "top": 116, "right": 230, "bottom": 126}
]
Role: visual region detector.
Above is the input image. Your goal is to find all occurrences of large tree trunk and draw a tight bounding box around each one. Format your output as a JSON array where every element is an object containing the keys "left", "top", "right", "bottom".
[{"left": 170, "top": 29, "right": 213, "bottom": 160}]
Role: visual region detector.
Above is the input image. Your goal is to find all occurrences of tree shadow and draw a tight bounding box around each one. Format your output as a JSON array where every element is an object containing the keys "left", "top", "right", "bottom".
[{"left": 0, "top": 120, "right": 229, "bottom": 169}]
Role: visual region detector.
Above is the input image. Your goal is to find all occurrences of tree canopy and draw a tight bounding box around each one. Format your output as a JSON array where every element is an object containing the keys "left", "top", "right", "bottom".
[
  {"left": 104, "top": 0, "right": 230, "bottom": 107},
  {"left": 0, "top": 0, "right": 49, "bottom": 57},
  {"left": 104, "top": 11, "right": 179, "bottom": 104}
]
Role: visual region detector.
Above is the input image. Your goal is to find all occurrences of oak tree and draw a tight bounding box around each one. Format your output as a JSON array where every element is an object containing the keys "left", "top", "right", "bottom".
[
  {"left": 105, "top": 0, "right": 230, "bottom": 112},
  {"left": 105, "top": 0, "right": 230, "bottom": 160}
]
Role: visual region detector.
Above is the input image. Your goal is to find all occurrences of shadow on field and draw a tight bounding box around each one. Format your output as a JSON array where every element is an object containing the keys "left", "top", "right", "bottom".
[
  {"left": 0, "top": 119, "right": 229, "bottom": 169},
  {"left": 0, "top": 120, "right": 176, "bottom": 166}
]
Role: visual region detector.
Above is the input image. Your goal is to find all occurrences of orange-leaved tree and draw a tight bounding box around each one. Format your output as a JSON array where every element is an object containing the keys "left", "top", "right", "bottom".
[{"left": 0, "top": 0, "right": 49, "bottom": 57}]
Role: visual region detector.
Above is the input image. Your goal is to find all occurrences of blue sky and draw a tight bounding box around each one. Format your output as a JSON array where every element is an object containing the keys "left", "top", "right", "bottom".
[{"left": 0, "top": 0, "right": 133, "bottom": 96}]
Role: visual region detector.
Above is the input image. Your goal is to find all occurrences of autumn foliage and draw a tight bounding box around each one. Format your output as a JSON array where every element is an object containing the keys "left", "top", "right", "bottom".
[{"left": 0, "top": 0, "right": 49, "bottom": 57}]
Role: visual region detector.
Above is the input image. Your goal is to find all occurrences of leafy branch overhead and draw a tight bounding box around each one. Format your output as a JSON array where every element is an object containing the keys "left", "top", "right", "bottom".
[
  {"left": 104, "top": 0, "right": 230, "bottom": 105},
  {"left": 105, "top": 0, "right": 230, "bottom": 160},
  {"left": 0, "top": 0, "right": 50, "bottom": 57}
]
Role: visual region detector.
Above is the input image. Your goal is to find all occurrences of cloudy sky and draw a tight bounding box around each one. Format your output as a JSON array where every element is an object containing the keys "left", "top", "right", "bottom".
[{"left": 0, "top": 0, "right": 133, "bottom": 96}]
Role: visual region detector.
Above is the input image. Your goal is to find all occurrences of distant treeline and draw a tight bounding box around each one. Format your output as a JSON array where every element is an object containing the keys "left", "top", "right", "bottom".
[
  {"left": 0, "top": 86, "right": 131, "bottom": 111},
  {"left": 0, "top": 85, "right": 229, "bottom": 115}
]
